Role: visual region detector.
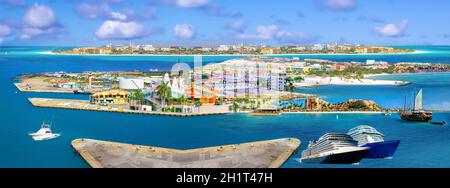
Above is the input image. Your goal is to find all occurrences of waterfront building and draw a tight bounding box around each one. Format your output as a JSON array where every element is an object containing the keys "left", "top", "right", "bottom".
[
  {"left": 119, "top": 78, "right": 145, "bottom": 90},
  {"left": 260, "top": 48, "right": 276, "bottom": 54},
  {"left": 90, "top": 90, "right": 129, "bottom": 104},
  {"left": 142, "top": 45, "right": 155, "bottom": 51},
  {"left": 57, "top": 81, "right": 79, "bottom": 89},
  {"left": 311, "top": 44, "right": 324, "bottom": 51},
  {"left": 162, "top": 73, "right": 187, "bottom": 99},
  {"left": 217, "top": 45, "right": 230, "bottom": 52}
]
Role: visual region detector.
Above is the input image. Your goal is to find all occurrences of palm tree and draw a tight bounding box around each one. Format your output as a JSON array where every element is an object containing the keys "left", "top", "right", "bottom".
[
  {"left": 178, "top": 95, "right": 188, "bottom": 106},
  {"left": 156, "top": 82, "right": 172, "bottom": 107},
  {"left": 129, "top": 89, "right": 144, "bottom": 110}
]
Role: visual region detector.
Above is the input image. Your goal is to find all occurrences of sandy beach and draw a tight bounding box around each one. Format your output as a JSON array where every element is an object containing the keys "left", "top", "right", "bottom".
[{"left": 294, "top": 76, "right": 410, "bottom": 87}]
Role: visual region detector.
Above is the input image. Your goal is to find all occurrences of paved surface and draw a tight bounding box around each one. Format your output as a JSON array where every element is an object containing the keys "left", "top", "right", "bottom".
[
  {"left": 29, "top": 98, "right": 229, "bottom": 117},
  {"left": 72, "top": 138, "right": 300, "bottom": 168}
]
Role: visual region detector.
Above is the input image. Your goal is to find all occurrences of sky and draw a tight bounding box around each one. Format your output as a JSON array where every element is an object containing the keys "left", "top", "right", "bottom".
[{"left": 0, "top": 0, "right": 450, "bottom": 46}]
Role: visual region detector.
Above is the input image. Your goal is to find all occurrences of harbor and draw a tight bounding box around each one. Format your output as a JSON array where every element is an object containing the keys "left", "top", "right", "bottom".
[
  {"left": 1, "top": 45, "right": 450, "bottom": 168},
  {"left": 28, "top": 98, "right": 230, "bottom": 117},
  {"left": 71, "top": 138, "right": 300, "bottom": 168}
]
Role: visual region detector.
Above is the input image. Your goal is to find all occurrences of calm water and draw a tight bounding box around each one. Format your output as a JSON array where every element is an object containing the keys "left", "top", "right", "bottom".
[{"left": 1, "top": 46, "right": 450, "bottom": 168}]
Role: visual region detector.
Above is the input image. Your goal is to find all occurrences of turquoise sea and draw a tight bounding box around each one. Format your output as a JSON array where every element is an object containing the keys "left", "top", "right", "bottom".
[{"left": 1, "top": 46, "right": 450, "bottom": 168}]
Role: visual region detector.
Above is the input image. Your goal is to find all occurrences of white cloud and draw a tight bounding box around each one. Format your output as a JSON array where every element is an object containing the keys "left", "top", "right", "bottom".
[
  {"left": 23, "top": 4, "right": 57, "bottom": 28},
  {"left": 375, "top": 20, "right": 408, "bottom": 38},
  {"left": 110, "top": 12, "right": 127, "bottom": 20},
  {"left": 174, "top": 24, "right": 195, "bottom": 39},
  {"left": 238, "top": 24, "right": 318, "bottom": 44},
  {"left": 77, "top": 3, "right": 109, "bottom": 19},
  {"left": 226, "top": 20, "right": 247, "bottom": 33},
  {"left": 322, "top": 0, "right": 356, "bottom": 11},
  {"left": 95, "top": 20, "right": 146, "bottom": 40},
  {"left": 0, "top": 24, "right": 12, "bottom": 36},
  {"left": 238, "top": 25, "right": 290, "bottom": 40},
  {"left": 20, "top": 27, "right": 61, "bottom": 40},
  {"left": 176, "top": 0, "right": 209, "bottom": 8},
  {"left": 20, "top": 4, "right": 63, "bottom": 40}
]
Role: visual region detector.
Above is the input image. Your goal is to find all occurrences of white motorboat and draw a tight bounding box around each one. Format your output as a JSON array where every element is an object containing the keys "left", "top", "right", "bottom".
[{"left": 29, "top": 122, "right": 61, "bottom": 141}]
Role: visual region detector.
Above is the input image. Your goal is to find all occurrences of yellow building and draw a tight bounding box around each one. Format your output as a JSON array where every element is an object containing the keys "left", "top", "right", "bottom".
[
  {"left": 355, "top": 47, "right": 368, "bottom": 54},
  {"left": 302, "top": 67, "right": 310, "bottom": 73},
  {"left": 260, "top": 48, "right": 276, "bottom": 54},
  {"left": 90, "top": 90, "right": 129, "bottom": 104}
]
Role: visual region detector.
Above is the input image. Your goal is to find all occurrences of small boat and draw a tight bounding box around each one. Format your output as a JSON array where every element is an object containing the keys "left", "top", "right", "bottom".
[
  {"left": 430, "top": 121, "right": 447, "bottom": 126},
  {"left": 383, "top": 111, "right": 392, "bottom": 116},
  {"left": 301, "top": 133, "right": 370, "bottom": 164},
  {"left": 348, "top": 125, "right": 400, "bottom": 159},
  {"left": 249, "top": 108, "right": 282, "bottom": 116},
  {"left": 73, "top": 89, "right": 92, "bottom": 95},
  {"left": 400, "top": 89, "right": 433, "bottom": 122},
  {"left": 29, "top": 122, "right": 61, "bottom": 141}
]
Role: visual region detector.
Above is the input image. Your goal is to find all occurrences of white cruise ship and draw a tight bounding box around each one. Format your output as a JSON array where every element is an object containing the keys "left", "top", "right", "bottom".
[
  {"left": 301, "top": 133, "right": 369, "bottom": 164},
  {"left": 347, "top": 125, "right": 400, "bottom": 158}
]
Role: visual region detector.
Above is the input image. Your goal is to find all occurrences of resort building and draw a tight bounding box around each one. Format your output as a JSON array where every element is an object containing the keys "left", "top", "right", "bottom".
[
  {"left": 57, "top": 81, "right": 79, "bottom": 89},
  {"left": 90, "top": 90, "right": 129, "bottom": 104}
]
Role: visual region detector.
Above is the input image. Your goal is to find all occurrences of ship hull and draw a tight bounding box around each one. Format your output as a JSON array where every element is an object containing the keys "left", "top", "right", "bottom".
[
  {"left": 400, "top": 112, "right": 432, "bottom": 122},
  {"left": 301, "top": 149, "right": 369, "bottom": 164},
  {"left": 361, "top": 140, "right": 400, "bottom": 158},
  {"left": 74, "top": 91, "right": 92, "bottom": 95}
]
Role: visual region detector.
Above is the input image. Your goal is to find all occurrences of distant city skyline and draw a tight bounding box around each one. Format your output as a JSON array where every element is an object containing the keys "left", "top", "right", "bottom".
[{"left": 0, "top": 0, "right": 449, "bottom": 46}]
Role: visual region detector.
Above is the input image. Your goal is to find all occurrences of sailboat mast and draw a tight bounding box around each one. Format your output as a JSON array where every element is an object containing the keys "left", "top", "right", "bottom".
[
  {"left": 412, "top": 89, "right": 416, "bottom": 111},
  {"left": 403, "top": 92, "right": 406, "bottom": 112}
]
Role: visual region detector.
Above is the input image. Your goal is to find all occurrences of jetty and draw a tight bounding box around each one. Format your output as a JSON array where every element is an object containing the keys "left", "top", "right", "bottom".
[
  {"left": 71, "top": 138, "right": 301, "bottom": 168},
  {"left": 28, "top": 98, "right": 229, "bottom": 117}
]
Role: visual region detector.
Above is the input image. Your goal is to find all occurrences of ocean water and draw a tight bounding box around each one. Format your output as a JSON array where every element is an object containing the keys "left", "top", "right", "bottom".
[
  {"left": 298, "top": 73, "right": 450, "bottom": 111},
  {"left": 1, "top": 46, "right": 450, "bottom": 168}
]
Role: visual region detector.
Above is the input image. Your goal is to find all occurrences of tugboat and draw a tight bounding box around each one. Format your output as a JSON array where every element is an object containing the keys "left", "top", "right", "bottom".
[
  {"left": 29, "top": 122, "right": 61, "bottom": 141},
  {"left": 400, "top": 89, "right": 432, "bottom": 122},
  {"left": 301, "top": 133, "right": 370, "bottom": 164},
  {"left": 348, "top": 125, "right": 400, "bottom": 159}
]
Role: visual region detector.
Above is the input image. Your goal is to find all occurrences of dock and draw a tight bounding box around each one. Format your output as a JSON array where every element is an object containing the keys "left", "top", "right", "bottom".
[
  {"left": 28, "top": 98, "right": 229, "bottom": 117},
  {"left": 71, "top": 138, "right": 301, "bottom": 168}
]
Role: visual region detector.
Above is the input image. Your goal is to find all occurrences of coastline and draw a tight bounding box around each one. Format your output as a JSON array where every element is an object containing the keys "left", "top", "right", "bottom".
[
  {"left": 293, "top": 76, "right": 410, "bottom": 87},
  {"left": 38, "top": 50, "right": 428, "bottom": 57},
  {"left": 366, "top": 71, "right": 450, "bottom": 78}
]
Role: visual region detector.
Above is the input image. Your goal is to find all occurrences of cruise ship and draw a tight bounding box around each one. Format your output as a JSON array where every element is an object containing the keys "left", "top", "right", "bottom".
[
  {"left": 301, "top": 133, "right": 370, "bottom": 164},
  {"left": 348, "top": 125, "right": 400, "bottom": 158}
]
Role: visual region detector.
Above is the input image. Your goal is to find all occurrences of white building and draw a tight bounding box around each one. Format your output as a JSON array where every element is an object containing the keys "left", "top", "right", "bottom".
[
  {"left": 163, "top": 73, "right": 187, "bottom": 99},
  {"left": 142, "top": 45, "right": 156, "bottom": 51},
  {"left": 311, "top": 44, "right": 324, "bottom": 51},
  {"left": 217, "top": 45, "right": 230, "bottom": 52},
  {"left": 119, "top": 78, "right": 145, "bottom": 90}
]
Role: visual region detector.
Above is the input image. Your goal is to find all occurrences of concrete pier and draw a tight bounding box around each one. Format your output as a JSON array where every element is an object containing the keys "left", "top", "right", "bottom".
[
  {"left": 28, "top": 98, "right": 229, "bottom": 117},
  {"left": 71, "top": 138, "right": 300, "bottom": 168}
]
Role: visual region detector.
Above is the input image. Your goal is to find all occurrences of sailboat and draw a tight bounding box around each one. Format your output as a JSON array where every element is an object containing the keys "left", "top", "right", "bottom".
[{"left": 400, "top": 89, "right": 433, "bottom": 122}]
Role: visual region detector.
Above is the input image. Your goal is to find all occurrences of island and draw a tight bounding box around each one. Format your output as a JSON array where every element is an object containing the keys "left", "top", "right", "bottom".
[
  {"left": 52, "top": 43, "right": 415, "bottom": 55},
  {"left": 14, "top": 57, "right": 450, "bottom": 116}
]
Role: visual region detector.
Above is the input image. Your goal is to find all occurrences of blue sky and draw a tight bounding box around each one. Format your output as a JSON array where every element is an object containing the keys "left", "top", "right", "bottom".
[{"left": 0, "top": 0, "right": 449, "bottom": 46}]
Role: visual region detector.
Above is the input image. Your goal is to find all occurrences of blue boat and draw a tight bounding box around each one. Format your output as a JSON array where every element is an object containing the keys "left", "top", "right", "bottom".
[{"left": 347, "top": 125, "right": 400, "bottom": 159}]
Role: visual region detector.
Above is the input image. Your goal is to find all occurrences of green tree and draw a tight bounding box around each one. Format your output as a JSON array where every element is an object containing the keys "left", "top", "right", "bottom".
[
  {"left": 156, "top": 82, "right": 172, "bottom": 107},
  {"left": 130, "top": 89, "right": 144, "bottom": 104}
]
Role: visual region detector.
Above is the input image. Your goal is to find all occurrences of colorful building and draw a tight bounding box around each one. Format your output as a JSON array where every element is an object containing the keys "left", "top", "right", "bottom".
[{"left": 90, "top": 90, "right": 129, "bottom": 104}]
